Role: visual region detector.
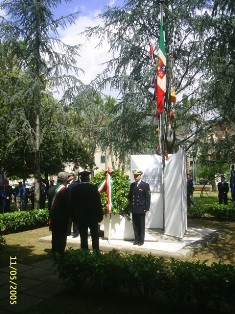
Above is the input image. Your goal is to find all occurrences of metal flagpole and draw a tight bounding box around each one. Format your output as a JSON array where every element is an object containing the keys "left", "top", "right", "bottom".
[
  {"left": 160, "top": 0, "right": 166, "bottom": 232},
  {"left": 108, "top": 213, "right": 111, "bottom": 243}
]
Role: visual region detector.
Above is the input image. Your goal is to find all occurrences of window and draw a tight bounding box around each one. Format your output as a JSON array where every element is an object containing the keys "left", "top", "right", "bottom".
[{"left": 101, "top": 155, "right": 105, "bottom": 163}]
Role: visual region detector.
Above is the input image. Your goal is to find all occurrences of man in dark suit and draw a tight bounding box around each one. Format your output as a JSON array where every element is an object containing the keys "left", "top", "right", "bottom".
[
  {"left": 187, "top": 173, "right": 194, "bottom": 209},
  {"left": 69, "top": 171, "right": 103, "bottom": 251},
  {"left": 129, "top": 169, "right": 151, "bottom": 246},
  {"left": 48, "top": 172, "right": 69, "bottom": 256},
  {"left": 218, "top": 175, "right": 229, "bottom": 205},
  {"left": 67, "top": 171, "right": 79, "bottom": 238}
]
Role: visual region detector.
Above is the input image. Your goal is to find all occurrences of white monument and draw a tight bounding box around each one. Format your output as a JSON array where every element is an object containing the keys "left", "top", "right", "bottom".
[
  {"left": 130, "top": 148, "right": 187, "bottom": 238},
  {"left": 103, "top": 148, "right": 187, "bottom": 240}
]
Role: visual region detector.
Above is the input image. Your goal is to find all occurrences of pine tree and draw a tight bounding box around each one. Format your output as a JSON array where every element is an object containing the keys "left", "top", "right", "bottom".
[{"left": 0, "top": 0, "right": 82, "bottom": 208}]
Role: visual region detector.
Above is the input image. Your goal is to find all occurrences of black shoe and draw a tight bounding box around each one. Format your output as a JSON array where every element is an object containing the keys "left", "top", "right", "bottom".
[
  {"left": 138, "top": 242, "right": 144, "bottom": 246},
  {"left": 133, "top": 241, "right": 139, "bottom": 245}
]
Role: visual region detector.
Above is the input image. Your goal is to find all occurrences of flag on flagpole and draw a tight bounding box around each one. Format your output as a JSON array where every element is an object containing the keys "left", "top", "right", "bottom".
[
  {"left": 98, "top": 167, "right": 114, "bottom": 213},
  {"left": 149, "top": 42, "right": 154, "bottom": 57},
  {"left": 155, "top": 21, "right": 166, "bottom": 114},
  {"left": 149, "top": 42, "right": 154, "bottom": 62}
]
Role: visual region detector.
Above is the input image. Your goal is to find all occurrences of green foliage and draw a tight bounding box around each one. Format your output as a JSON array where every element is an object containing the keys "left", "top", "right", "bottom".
[
  {"left": 55, "top": 249, "right": 235, "bottom": 311},
  {"left": 83, "top": 0, "right": 235, "bottom": 164},
  {"left": 67, "top": 87, "right": 117, "bottom": 171},
  {"left": 188, "top": 202, "right": 235, "bottom": 221},
  {"left": 125, "top": 254, "right": 167, "bottom": 297},
  {"left": 169, "top": 259, "right": 235, "bottom": 309},
  {"left": 196, "top": 157, "right": 228, "bottom": 183},
  {"left": 0, "top": 209, "right": 49, "bottom": 235},
  {"left": 91, "top": 169, "right": 130, "bottom": 215},
  {"left": 0, "top": 0, "right": 86, "bottom": 208},
  {"left": 206, "top": 204, "right": 235, "bottom": 221}
]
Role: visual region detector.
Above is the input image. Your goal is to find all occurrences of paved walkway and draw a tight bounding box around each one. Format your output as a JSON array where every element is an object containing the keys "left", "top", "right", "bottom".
[
  {"left": 40, "top": 226, "right": 222, "bottom": 257},
  {"left": 0, "top": 259, "right": 72, "bottom": 313},
  {"left": 0, "top": 227, "right": 224, "bottom": 313}
]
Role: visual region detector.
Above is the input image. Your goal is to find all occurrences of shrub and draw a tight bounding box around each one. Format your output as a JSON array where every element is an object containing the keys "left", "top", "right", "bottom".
[
  {"left": 206, "top": 204, "right": 235, "bottom": 221},
  {"left": 188, "top": 203, "right": 235, "bottom": 221},
  {"left": 0, "top": 209, "right": 49, "bottom": 234},
  {"left": 54, "top": 249, "right": 235, "bottom": 311},
  {"left": 91, "top": 169, "right": 130, "bottom": 215},
  {"left": 187, "top": 204, "right": 206, "bottom": 218}
]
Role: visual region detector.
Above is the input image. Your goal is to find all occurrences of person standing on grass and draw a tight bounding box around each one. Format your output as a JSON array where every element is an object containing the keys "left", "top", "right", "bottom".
[
  {"left": 69, "top": 171, "right": 103, "bottom": 251},
  {"left": 67, "top": 171, "right": 79, "bottom": 238},
  {"left": 230, "top": 165, "right": 235, "bottom": 202},
  {"left": 14, "top": 182, "right": 23, "bottom": 210},
  {"left": 21, "top": 182, "right": 28, "bottom": 210},
  {"left": 129, "top": 169, "right": 151, "bottom": 246},
  {"left": 187, "top": 173, "right": 194, "bottom": 209},
  {"left": 48, "top": 172, "right": 69, "bottom": 256},
  {"left": 218, "top": 175, "right": 229, "bottom": 205}
]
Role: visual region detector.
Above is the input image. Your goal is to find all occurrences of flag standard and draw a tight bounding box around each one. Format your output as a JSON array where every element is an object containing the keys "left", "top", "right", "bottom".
[
  {"left": 98, "top": 167, "right": 113, "bottom": 213},
  {"left": 149, "top": 42, "right": 154, "bottom": 59},
  {"left": 155, "top": 21, "right": 166, "bottom": 113}
]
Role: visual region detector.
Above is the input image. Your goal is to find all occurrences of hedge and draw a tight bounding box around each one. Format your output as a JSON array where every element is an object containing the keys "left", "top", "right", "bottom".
[
  {"left": 188, "top": 204, "right": 235, "bottom": 221},
  {"left": 0, "top": 209, "right": 49, "bottom": 235},
  {"left": 55, "top": 249, "right": 235, "bottom": 312}
]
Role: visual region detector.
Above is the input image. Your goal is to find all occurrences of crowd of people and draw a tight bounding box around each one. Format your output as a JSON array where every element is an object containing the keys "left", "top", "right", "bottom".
[
  {"left": 48, "top": 169, "right": 151, "bottom": 256},
  {"left": 48, "top": 170, "right": 103, "bottom": 255},
  {"left": 3, "top": 165, "right": 234, "bottom": 256},
  {"left": 0, "top": 169, "right": 152, "bottom": 256},
  {"left": 0, "top": 180, "right": 48, "bottom": 213}
]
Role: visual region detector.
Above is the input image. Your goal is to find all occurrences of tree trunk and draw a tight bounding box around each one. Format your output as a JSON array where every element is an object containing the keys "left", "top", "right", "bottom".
[
  {"left": 211, "top": 179, "right": 217, "bottom": 192},
  {"left": 34, "top": 112, "right": 40, "bottom": 209}
]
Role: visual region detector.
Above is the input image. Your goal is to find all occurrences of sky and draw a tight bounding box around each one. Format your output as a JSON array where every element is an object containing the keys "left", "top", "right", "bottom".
[
  {"left": 52, "top": 0, "right": 125, "bottom": 98},
  {"left": 53, "top": 0, "right": 125, "bottom": 18}
]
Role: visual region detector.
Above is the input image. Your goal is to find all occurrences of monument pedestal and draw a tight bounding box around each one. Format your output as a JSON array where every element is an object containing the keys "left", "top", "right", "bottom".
[{"left": 103, "top": 214, "right": 134, "bottom": 240}]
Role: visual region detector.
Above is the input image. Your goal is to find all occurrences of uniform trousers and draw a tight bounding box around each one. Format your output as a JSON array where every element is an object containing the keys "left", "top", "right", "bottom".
[
  {"left": 219, "top": 193, "right": 228, "bottom": 205},
  {"left": 78, "top": 222, "right": 99, "bottom": 250},
  {"left": 132, "top": 213, "right": 145, "bottom": 243}
]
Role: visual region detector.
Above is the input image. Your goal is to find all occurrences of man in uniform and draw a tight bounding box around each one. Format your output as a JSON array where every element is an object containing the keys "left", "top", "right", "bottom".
[
  {"left": 129, "top": 169, "right": 151, "bottom": 246},
  {"left": 218, "top": 175, "right": 229, "bottom": 205}
]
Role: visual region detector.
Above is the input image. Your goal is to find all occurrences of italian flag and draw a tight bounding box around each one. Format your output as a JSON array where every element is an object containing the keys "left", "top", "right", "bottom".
[
  {"left": 98, "top": 167, "right": 114, "bottom": 213},
  {"left": 155, "top": 21, "right": 166, "bottom": 114}
]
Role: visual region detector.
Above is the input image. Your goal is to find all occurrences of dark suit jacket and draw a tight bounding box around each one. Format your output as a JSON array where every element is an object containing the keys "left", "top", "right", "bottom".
[
  {"left": 218, "top": 181, "right": 229, "bottom": 196},
  {"left": 129, "top": 181, "right": 151, "bottom": 214},
  {"left": 48, "top": 184, "right": 69, "bottom": 233},
  {"left": 70, "top": 182, "right": 103, "bottom": 224}
]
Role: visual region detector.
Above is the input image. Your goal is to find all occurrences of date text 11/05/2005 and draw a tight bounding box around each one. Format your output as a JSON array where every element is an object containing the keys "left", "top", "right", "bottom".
[{"left": 9, "top": 256, "right": 17, "bottom": 305}]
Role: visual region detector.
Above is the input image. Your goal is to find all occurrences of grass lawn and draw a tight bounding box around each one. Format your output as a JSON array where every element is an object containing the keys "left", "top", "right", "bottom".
[{"left": 1, "top": 219, "right": 235, "bottom": 268}]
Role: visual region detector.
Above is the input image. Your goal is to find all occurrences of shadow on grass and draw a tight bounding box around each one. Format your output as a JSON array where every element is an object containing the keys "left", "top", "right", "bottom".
[
  {"left": 187, "top": 217, "right": 235, "bottom": 264},
  {"left": 188, "top": 217, "right": 235, "bottom": 231},
  {"left": 200, "top": 231, "right": 235, "bottom": 263},
  {"left": 0, "top": 244, "right": 52, "bottom": 267}
]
